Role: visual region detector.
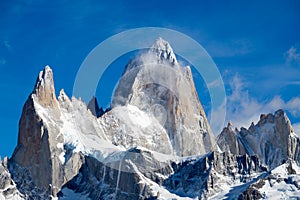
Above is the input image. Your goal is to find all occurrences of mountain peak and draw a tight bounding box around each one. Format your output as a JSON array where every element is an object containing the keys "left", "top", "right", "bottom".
[
  {"left": 33, "top": 65, "right": 57, "bottom": 107},
  {"left": 151, "top": 37, "right": 172, "bottom": 50},
  {"left": 150, "top": 37, "right": 177, "bottom": 64},
  {"left": 227, "top": 121, "right": 233, "bottom": 129},
  {"left": 112, "top": 38, "right": 216, "bottom": 156}
]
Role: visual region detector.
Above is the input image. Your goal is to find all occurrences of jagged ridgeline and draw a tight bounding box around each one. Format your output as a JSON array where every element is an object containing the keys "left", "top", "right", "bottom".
[{"left": 0, "top": 39, "right": 299, "bottom": 199}]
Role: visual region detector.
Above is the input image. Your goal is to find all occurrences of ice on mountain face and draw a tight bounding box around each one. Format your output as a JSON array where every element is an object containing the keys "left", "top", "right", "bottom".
[{"left": 112, "top": 38, "right": 216, "bottom": 157}]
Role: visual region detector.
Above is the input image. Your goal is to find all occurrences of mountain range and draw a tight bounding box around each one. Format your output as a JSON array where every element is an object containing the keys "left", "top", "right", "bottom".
[{"left": 0, "top": 38, "right": 299, "bottom": 199}]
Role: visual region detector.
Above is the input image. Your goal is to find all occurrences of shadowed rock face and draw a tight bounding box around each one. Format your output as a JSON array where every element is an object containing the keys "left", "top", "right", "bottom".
[
  {"left": 218, "top": 109, "right": 300, "bottom": 169},
  {"left": 87, "top": 96, "right": 104, "bottom": 118}
]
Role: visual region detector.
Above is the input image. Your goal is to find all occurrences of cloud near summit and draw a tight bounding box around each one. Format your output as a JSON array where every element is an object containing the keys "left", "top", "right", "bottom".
[{"left": 222, "top": 74, "right": 300, "bottom": 133}]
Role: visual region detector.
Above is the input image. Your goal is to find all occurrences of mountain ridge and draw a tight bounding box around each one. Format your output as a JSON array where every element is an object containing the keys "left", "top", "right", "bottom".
[{"left": 0, "top": 39, "right": 299, "bottom": 199}]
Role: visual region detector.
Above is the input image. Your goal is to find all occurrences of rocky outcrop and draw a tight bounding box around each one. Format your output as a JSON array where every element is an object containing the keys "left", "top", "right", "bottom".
[
  {"left": 0, "top": 157, "right": 22, "bottom": 199},
  {"left": 218, "top": 109, "right": 300, "bottom": 169},
  {"left": 217, "top": 122, "right": 247, "bottom": 155},
  {"left": 164, "top": 151, "right": 267, "bottom": 199},
  {"left": 58, "top": 147, "right": 175, "bottom": 199}
]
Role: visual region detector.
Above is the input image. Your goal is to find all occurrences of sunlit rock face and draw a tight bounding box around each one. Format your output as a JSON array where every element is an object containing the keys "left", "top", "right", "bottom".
[{"left": 109, "top": 38, "right": 216, "bottom": 157}]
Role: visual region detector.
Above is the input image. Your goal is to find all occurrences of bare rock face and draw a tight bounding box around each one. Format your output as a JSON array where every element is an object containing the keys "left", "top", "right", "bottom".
[
  {"left": 217, "top": 122, "right": 247, "bottom": 155},
  {"left": 109, "top": 38, "right": 216, "bottom": 156},
  {"left": 33, "top": 66, "right": 58, "bottom": 108},
  {"left": 218, "top": 109, "right": 300, "bottom": 169}
]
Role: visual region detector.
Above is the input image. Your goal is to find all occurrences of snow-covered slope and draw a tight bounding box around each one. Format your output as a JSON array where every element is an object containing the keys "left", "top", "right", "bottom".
[{"left": 236, "top": 160, "right": 300, "bottom": 199}]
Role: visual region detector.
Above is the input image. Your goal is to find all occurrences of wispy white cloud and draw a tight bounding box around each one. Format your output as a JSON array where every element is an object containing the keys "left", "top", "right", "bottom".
[
  {"left": 285, "top": 46, "right": 300, "bottom": 63},
  {"left": 1, "top": 40, "right": 12, "bottom": 51},
  {"left": 285, "top": 98, "right": 300, "bottom": 117},
  {"left": 225, "top": 74, "right": 263, "bottom": 129},
  {"left": 292, "top": 123, "right": 300, "bottom": 137},
  {"left": 224, "top": 74, "right": 300, "bottom": 131},
  {"left": 0, "top": 58, "right": 6, "bottom": 65},
  {"left": 3, "top": 41, "right": 11, "bottom": 50}
]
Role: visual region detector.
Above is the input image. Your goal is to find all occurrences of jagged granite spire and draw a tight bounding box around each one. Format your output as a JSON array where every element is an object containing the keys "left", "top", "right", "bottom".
[
  {"left": 33, "top": 65, "right": 58, "bottom": 108},
  {"left": 11, "top": 66, "right": 84, "bottom": 197}
]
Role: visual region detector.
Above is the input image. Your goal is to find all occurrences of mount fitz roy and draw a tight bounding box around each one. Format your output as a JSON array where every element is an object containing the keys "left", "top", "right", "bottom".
[{"left": 0, "top": 38, "right": 299, "bottom": 200}]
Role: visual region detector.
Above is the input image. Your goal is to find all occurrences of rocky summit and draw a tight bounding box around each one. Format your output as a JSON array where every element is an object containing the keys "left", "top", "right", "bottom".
[{"left": 0, "top": 39, "right": 299, "bottom": 199}]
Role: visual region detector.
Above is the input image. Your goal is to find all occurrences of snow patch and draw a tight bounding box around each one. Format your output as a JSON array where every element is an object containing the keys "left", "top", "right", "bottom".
[{"left": 58, "top": 152, "right": 65, "bottom": 164}]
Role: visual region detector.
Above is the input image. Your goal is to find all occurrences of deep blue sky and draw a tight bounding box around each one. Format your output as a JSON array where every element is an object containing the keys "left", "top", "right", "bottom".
[{"left": 1, "top": 0, "right": 300, "bottom": 157}]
